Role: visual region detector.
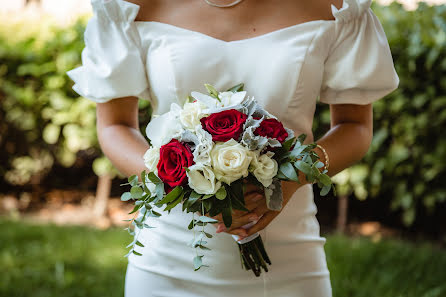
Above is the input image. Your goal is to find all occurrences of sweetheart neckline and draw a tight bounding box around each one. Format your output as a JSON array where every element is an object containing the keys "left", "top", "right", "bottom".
[{"left": 133, "top": 18, "right": 335, "bottom": 44}]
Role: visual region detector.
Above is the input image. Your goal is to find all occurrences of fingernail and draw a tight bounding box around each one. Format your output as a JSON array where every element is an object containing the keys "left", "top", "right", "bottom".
[
  {"left": 216, "top": 224, "right": 223, "bottom": 233},
  {"left": 253, "top": 194, "right": 263, "bottom": 201},
  {"left": 238, "top": 230, "right": 247, "bottom": 237},
  {"left": 249, "top": 215, "right": 258, "bottom": 221}
]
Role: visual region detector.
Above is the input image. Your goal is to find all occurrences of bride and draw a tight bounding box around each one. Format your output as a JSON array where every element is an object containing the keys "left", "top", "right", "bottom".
[{"left": 66, "top": 0, "right": 399, "bottom": 296}]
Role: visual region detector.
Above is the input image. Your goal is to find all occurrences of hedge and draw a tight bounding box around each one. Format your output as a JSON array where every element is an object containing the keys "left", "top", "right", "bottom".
[{"left": 0, "top": 2, "right": 445, "bottom": 226}]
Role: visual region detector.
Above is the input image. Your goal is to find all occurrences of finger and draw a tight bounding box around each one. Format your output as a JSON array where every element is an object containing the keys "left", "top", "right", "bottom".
[
  {"left": 221, "top": 227, "right": 248, "bottom": 238},
  {"left": 215, "top": 212, "right": 259, "bottom": 233},
  {"left": 244, "top": 211, "right": 280, "bottom": 237}
]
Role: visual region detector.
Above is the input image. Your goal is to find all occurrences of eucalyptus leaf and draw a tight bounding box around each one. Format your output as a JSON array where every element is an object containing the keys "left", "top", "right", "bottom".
[
  {"left": 193, "top": 255, "right": 203, "bottom": 270},
  {"left": 319, "top": 173, "right": 332, "bottom": 186},
  {"left": 130, "top": 186, "right": 143, "bottom": 199},
  {"left": 148, "top": 172, "right": 162, "bottom": 184},
  {"left": 128, "top": 174, "right": 138, "bottom": 186},
  {"left": 294, "top": 160, "right": 312, "bottom": 176},
  {"left": 198, "top": 216, "right": 219, "bottom": 223},
  {"left": 215, "top": 186, "right": 227, "bottom": 200},
  {"left": 120, "top": 192, "right": 132, "bottom": 201},
  {"left": 279, "top": 162, "right": 299, "bottom": 181},
  {"left": 320, "top": 185, "right": 331, "bottom": 196}
]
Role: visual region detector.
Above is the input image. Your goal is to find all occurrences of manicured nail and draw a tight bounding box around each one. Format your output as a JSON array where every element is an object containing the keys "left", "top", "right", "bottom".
[
  {"left": 253, "top": 194, "right": 263, "bottom": 201},
  {"left": 216, "top": 224, "right": 223, "bottom": 233},
  {"left": 238, "top": 230, "right": 247, "bottom": 237},
  {"left": 249, "top": 215, "right": 258, "bottom": 221}
]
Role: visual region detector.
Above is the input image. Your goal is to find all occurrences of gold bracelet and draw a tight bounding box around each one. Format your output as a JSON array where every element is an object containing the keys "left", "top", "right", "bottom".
[{"left": 316, "top": 144, "right": 329, "bottom": 172}]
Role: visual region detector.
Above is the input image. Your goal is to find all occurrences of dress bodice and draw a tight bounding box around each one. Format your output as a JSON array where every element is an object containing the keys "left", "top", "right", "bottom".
[
  {"left": 67, "top": 0, "right": 399, "bottom": 141},
  {"left": 66, "top": 1, "right": 400, "bottom": 287}
]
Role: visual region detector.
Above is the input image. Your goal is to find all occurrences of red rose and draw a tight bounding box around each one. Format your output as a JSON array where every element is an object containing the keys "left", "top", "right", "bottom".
[
  {"left": 200, "top": 109, "right": 248, "bottom": 142},
  {"left": 157, "top": 139, "right": 194, "bottom": 189},
  {"left": 254, "top": 118, "right": 288, "bottom": 143}
]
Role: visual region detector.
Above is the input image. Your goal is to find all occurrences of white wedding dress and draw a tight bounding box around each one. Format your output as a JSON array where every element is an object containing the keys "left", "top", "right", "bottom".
[{"left": 66, "top": 0, "right": 399, "bottom": 296}]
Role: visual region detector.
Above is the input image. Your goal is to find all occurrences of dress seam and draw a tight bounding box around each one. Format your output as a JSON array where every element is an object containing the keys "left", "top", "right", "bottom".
[{"left": 283, "top": 24, "right": 324, "bottom": 126}]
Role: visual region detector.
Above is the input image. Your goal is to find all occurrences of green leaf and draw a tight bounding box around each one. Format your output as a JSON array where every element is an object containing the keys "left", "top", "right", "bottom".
[
  {"left": 279, "top": 162, "right": 299, "bottom": 181},
  {"left": 289, "top": 144, "right": 307, "bottom": 159},
  {"left": 202, "top": 194, "right": 214, "bottom": 200},
  {"left": 132, "top": 250, "right": 142, "bottom": 256},
  {"left": 120, "top": 192, "right": 132, "bottom": 201},
  {"left": 128, "top": 175, "right": 139, "bottom": 186},
  {"left": 164, "top": 192, "right": 184, "bottom": 211},
  {"left": 319, "top": 173, "right": 332, "bottom": 186},
  {"left": 190, "top": 191, "right": 201, "bottom": 200},
  {"left": 226, "top": 83, "right": 244, "bottom": 92},
  {"left": 230, "top": 193, "right": 249, "bottom": 212},
  {"left": 158, "top": 186, "right": 183, "bottom": 205},
  {"left": 222, "top": 206, "right": 232, "bottom": 229},
  {"left": 155, "top": 183, "right": 164, "bottom": 202},
  {"left": 135, "top": 240, "right": 145, "bottom": 248},
  {"left": 282, "top": 137, "right": 296, "bottom": 151},
  {"left": 297, "top": 133, "right": 307, "bottom": 145},
  {"left": 294, "top": 160, "right": 312, "bottom": 176},
  {"left": 204, "top": 232, "right": 213, "bottom": 238},
  {"left": 147, "top": 172, "right": 162, "bottom": 184},
  {"left": 130, "top": 186, "right": 143, "bottom": 199},
  {"left": 188, "top": 219, "right": 196, "bottom": 230},
  {"left": 215, "top": 186, "right": 227, "bottom": 200},
  {"left": 204, "top": 84, "right": 219, "bottom": 98},
  {"left": 193, "top": 255, "right": 203, "bottom": 270},
  {"left": 320, "top": 185, "right": 331, "bottom": 196},
  {"left": 315, "top": 161, "right": 325, "bottom": 168},
  {"left": 198, "top": 216, "right": 219, "bottom": 223},
  {"left": 128, "top": 204, "right": 142, "bottom": 214},
  {"left": 197, "top": 245, "right": 211, "bottom": 250}
]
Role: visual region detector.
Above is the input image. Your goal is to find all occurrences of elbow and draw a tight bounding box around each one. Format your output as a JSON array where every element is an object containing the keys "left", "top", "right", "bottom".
[{"left": 355, "top": 123, "right": 374, "bottom": 161}]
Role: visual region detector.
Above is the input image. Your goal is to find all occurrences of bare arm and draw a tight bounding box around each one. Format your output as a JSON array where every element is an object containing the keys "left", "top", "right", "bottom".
[{"left": 96, "top": 96, "right": 150, "bottom": 177}]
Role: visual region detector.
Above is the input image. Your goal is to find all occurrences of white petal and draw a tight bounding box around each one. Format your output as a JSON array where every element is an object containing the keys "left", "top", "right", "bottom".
[{"left": 191, "top": 92, "right": 219, "bottom": 108}]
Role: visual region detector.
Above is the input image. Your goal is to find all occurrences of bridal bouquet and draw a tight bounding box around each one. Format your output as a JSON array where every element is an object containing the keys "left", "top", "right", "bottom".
[{"left": 121, "top": 83, "right": 335, "bottom": 276}]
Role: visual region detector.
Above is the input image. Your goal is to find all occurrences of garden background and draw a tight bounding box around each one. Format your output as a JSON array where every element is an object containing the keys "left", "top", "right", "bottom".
[{"left": 0, "top": 0, "right": 445, "bottom": 296}]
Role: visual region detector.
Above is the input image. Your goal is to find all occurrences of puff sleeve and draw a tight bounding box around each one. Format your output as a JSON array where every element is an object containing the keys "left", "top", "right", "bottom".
[
  {"left": 319, "top": 0, "right": 399, "bottom": 105},
  {"left": 66, "top": 0, "right": 151, "bottom": 103}
]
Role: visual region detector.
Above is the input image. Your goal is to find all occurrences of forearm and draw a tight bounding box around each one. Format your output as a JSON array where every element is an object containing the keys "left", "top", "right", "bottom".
[
  {"left": 283, "top": 122, "right": 372, "bottom": 195},
  {"left": 314, "top": 122, "right": 372, "bottom": 177},
  {"left": 97, "top": 124, "right": 150, "bottom": 177}
]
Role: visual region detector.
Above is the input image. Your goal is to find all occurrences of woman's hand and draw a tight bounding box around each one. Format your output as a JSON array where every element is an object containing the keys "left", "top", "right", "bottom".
[
  {"left": 207, "top": 183, "right": 264, "bottom": 238},
  {"left": 219, "top": 173, "right": 307, "bottom": 240}
]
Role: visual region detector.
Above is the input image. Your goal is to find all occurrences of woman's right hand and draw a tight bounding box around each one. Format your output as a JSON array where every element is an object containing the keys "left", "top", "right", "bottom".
[{"left": 209, "top": 183, "right": 267, "bottom": 238}]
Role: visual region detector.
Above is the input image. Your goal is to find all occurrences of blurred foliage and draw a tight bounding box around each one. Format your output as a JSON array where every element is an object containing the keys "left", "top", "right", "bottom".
[
  {"left": 0, "top": 15, "right": 151, "bottom": 186},
  {"left": 0, "top": 2, "right": 445, "bottom": 226},
  {"left": 314, "top": 2, "right": 446, "bottom": 226}
]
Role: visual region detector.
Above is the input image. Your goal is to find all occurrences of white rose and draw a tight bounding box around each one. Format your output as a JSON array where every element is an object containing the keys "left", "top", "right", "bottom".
[
  {"left": 210, "top": 139, "right": 253, "bottom": 185},
  {"left": 179, "top": 102, "right": 206, "bottom": 130},
  {"left": 186, "top": 163, "right": 221, "bottom": 195},
  {"left": 143, "top": 147, "right": 160, "bottom": 173},
  {"left": 249, "top": 151, "right": 278, "bottom": 187}
]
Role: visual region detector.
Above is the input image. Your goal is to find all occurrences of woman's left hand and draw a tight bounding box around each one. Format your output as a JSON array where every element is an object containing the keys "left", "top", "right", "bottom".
[{"left": 216, "top": 175, "right": 306, "bottom": 240}]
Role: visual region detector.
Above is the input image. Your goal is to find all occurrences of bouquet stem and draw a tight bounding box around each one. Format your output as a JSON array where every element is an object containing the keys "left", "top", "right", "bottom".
[{"left": 237, "top": 234, "right": 271, "bottom": 277}]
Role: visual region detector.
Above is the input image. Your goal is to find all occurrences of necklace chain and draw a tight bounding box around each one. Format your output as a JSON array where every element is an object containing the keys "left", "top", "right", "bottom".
[{"left": 204, "top": 0, "right": 244, "bottom": 8}]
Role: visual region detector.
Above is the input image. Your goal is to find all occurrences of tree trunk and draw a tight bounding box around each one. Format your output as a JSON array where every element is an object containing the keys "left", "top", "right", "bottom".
[
  {"left": 93, "top": 174, "right": 111, "bottom": 217},
  {"left": 336, "top": 194, "right": 348, "bottom": 233}
]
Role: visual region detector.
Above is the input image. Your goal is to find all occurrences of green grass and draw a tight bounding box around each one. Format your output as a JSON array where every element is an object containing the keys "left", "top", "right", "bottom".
[{"left": 1, "top": 219, "right": 445, "bottom": 297}]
